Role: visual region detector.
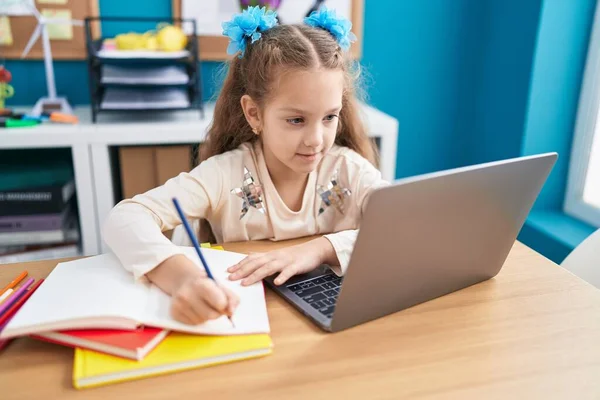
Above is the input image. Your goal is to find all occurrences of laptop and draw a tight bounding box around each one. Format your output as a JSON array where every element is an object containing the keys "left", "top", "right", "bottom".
[{"left": 264, "top": 152, "right": 557, "bottom": 332}]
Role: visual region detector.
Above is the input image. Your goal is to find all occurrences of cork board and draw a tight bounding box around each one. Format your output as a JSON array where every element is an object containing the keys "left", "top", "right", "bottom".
[
  {"left": 172, "top": 0, "right": 364, "bottom": 61},
  {"left": 0, "top": 0, "right": 100, "bottom": 60}
]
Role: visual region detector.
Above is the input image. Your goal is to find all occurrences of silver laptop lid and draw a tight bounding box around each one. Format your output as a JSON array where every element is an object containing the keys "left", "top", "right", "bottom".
[{"left": 330, "top": 153, "right": 557, "bottom": 332}]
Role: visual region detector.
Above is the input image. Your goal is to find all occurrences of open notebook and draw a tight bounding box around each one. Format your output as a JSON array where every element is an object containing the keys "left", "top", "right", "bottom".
[{"left": 0, "top": 248, "right": 270, "bottom": 339}]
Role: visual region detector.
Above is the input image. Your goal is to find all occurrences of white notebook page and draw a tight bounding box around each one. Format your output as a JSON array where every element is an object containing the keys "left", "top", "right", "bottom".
[
  {"left": 2, "top": 254, "right": 149, "bottom": 337},
  {"left": 142, "top": 247, "right": 271, "bottom": 335}
]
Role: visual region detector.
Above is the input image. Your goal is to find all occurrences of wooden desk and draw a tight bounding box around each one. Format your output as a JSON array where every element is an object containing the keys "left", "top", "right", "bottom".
[{"left": 1, "top": 239, "right": 600, "bottom": 399}]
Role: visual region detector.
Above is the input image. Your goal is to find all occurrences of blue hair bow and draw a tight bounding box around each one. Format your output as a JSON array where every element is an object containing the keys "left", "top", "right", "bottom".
[
  {"left": 304, "top": 7, "right": 357, "bottom": 51},
  {"left": 222, "top": 6, "right": 279, "bottom": 57}
]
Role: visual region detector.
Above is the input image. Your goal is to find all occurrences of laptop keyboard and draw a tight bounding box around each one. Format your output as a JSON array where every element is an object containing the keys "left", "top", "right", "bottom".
[{"left": 286, "top": 273, "right": 343, "bottom": 318}]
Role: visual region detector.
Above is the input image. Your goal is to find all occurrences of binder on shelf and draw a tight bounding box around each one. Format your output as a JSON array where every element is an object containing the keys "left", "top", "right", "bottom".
[{"left": 0, "top": 180, "right": 75, "bottom": 216}]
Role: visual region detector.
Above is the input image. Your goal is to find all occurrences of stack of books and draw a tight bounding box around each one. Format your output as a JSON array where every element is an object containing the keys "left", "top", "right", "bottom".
[
  {"left": 0, "top": 245, "right": 273, "bottom": 389},
  {"left": 0, "top": 163, "right": 80, "bottom": 263}
]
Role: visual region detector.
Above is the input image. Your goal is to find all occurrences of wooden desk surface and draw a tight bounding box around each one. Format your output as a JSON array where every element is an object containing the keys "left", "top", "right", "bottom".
[{"left": 1, "top": 238, "right": 600, "bottom": 399}]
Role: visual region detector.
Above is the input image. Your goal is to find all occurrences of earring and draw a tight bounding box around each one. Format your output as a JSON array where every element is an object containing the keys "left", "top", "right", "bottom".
[{"left": 252, "top": 127, "right": 260, "bottom": 135}]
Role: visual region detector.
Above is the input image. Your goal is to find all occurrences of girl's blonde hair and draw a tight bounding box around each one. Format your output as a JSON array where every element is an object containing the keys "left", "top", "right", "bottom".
[{"left": 200, "top": 23, "right": 377, "bottom": 166}]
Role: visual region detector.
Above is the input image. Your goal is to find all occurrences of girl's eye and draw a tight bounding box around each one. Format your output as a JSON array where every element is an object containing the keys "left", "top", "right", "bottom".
[
  {"left": 324, "top": 114, "right": 339, "bottom": 122},
  {"left": 287, "top": 117, "right": 304, "bottom": 125}
]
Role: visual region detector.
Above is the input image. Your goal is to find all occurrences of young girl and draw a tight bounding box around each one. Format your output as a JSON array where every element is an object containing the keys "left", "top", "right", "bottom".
[{"left": 102, "top": 6, "right": 388, "bottom": 326}]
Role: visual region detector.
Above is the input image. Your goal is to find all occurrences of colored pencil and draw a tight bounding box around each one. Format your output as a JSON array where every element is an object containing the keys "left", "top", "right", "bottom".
[
  {"left": 0, "top": 277, "right": 34, "bottom": 316},
  {"left": 0, "top": 289, "right": 13, "bottom": 305},
  {"left": 0, "top": 279, "right": 43, "bottom": 353},
  {"left": 0, "top": 279, "right": 44, "bottom": 326},
  {"left": 0, "top": 271, "right": 27, "bottom": 297}
]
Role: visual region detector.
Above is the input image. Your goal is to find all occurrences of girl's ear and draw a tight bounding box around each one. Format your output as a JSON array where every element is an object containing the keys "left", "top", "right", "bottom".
[{"left": 240, "top": 95, "right": 262, "bottom": 132}]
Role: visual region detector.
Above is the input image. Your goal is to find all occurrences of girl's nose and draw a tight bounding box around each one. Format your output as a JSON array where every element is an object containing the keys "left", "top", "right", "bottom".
[{"left": 304, "top": 126, "right": 323, "bottom": 148}]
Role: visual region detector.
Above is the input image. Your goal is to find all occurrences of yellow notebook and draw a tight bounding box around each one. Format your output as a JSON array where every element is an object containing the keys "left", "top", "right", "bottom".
[{"left": 73, "top": 333, "right": 273, "bottom": 389}]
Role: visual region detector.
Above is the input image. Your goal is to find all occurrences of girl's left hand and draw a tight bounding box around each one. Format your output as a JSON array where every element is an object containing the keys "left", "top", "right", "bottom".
[{"left": 227, "top": 238, "right": 334, "bottom": 286}]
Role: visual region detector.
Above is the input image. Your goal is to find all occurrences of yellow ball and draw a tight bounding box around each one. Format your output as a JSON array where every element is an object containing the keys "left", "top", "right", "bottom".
[{"left": 156, "top": 25, "right": 187, "bottom": 52}]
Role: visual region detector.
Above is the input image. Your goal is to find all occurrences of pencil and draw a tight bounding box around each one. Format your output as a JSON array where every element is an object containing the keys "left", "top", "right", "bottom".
[
  {"left": 0, "top": 279, "right": 44, "bottom": 326},
  {"left": 0, "top": 277, "right": 34, "bottom": 317},
  {"left": 0, "top": 271, "right": 27, "bottom": 297},
  {"left": 172, "top": 198, "right": 236, "bottom": 328},
  {"left": 0, "top": 289, "right": 13, "bottom": 305}
]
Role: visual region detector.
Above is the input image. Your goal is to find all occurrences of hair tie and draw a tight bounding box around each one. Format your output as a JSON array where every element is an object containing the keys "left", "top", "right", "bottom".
[
  {"left": 304, "top": 7, "right": 357, "bottom": 51},
  {"left": 222, "top": 6, "right": 279, "bottom": 57}
]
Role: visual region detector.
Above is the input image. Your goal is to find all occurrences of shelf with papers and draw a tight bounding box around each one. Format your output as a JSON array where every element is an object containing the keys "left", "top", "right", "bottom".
[{"left": 84, "top": 16, "right": 203, "bottom": 123}]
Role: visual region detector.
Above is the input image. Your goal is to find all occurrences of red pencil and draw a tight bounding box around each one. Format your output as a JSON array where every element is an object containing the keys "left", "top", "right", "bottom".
[{"left": 0, "top": 279, "right": 44, "bottom": 326}]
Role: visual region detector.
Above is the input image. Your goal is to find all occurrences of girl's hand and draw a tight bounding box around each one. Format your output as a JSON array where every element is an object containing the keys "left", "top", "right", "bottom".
[
  {"left": 147, "top": 254, "right": 240, "bottom": 325},
  {"left": 171, "top": 275, "right": 240, "bottom": 325},
  {"left": 227, "top": 238, "right": 337, "bottom": 286}
]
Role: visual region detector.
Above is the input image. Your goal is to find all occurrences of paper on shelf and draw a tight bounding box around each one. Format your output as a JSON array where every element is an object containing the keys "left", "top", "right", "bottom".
[
  {"left": 101, "top": 65, "right": 189, "bottom": 85},
  {"left": 101, "top": 88, "right": 190, "bottom": 110}
]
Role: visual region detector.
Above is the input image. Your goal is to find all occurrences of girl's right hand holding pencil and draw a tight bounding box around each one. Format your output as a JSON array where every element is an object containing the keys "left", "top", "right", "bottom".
[
  {"left": 147, "top": 254, "right": 240, "bottom": 325},
  {"left": 171, "top": 273, "right": 239, "bottom": 325}
]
